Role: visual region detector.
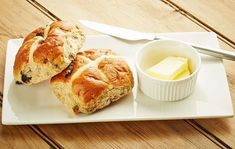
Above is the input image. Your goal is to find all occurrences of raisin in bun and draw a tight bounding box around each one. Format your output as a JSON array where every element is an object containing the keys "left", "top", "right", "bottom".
[
  {"left": 51, "top": 49, "right": 134, "bottom": 114},
  {"left": 13, "top": 21, "right": 85, "bottom": 85}
]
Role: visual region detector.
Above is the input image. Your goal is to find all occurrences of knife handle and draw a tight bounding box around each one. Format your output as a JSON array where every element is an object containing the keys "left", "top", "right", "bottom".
[
  {"left": 191, "top": 44, "right": 235, "bottom": 61},
  {"left": 155, "top": 36, "right": 235, "bottom": 61}
]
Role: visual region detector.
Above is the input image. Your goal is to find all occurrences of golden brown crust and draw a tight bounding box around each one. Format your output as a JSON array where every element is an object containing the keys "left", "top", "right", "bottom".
[
  {"left": 13, "top": 39, "right": 34, "bottom": 80},
  {"left": 33, "top": 36, "right": 63, "bottom": 64},
  {"left": 51, "top": 49, "right": 134, "bottom": 114},
  {"left": 98, "top": 57, "right": 134, "bottom": 87},
  {"left": 51, "top": 49, "right": 115, "bottom": 83},
  {"left": 23, "top": 27, "right": 45, "bottom": 43},
  {"left": 13, "top": 21, "right": 85, "bottom": 84},
  {"left": 48, "top": 21, "right": 75, "bottom": 34},
  {"left": 72, "top": 67, "right": 108, "bottom": 103},
  {"left": 51, "top": 55, "right": 90, "bottom": 83}
]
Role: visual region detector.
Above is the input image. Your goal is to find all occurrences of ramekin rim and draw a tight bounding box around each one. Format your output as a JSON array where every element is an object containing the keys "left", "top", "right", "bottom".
[{"left": 135, "top": 39, "right": 201, "bottom": 83}]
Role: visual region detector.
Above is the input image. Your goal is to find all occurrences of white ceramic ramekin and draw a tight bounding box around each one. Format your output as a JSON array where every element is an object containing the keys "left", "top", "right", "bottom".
[{"left": 136, "top": 40, "right": 201, "bottom": 101}]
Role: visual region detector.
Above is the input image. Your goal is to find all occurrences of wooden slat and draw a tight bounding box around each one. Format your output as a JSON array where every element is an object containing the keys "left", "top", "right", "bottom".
[
  {"left": 160, "top": 0, "right": 235, "bottom": 147},
  {"left": 0, "top": 0, "right": 59, "bottom": 148},
  {"left": 167, "top": 0, "right": 235, "bottom": 46},
  {"left": 0, "top": 124, "right": 49, "bottom": 148},
  {"left": 33, "top": 0, "right": 206, "bottom": 33},
  {"left": 0, "top": 106, "right": 49, "bottom": 148},
  {"left": 30, "top": 0, "right": 235, "bottom": 148},
  {"left": 194, "top": 58, "right": 235, "bottom": 147},
  {"left": 39, "top": 121, "right": 219, "bottom": 148}
]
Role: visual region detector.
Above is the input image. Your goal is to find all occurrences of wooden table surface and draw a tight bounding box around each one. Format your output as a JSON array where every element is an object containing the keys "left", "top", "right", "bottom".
[{"left": 0, "top": 0, "right": 235, "bottom": 148}]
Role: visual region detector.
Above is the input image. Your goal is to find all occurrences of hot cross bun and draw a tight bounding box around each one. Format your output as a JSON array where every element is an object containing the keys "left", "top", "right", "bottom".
[
  {"left": 13, "top": 21, "right": 85, "bottom": 85},
  {"left": 51, "top": 49, "right": 134, "bottom": 114}
]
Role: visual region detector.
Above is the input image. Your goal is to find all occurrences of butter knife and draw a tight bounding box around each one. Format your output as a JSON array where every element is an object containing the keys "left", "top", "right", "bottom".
[{"left": 79, "top": 20, "right": 235, "bottom": 61}]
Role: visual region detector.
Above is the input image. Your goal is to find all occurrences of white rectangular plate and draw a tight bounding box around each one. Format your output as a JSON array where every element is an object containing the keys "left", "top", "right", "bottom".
[{"left": 2, "top": 32, "right": 234, "bottom": 125}]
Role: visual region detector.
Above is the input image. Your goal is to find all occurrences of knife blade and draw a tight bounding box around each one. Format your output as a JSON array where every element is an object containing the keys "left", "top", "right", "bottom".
[{"left": 79, "top": 19, "right": 235, "bottom": 61}]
